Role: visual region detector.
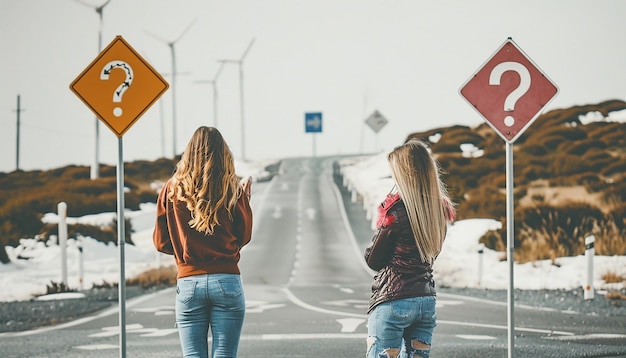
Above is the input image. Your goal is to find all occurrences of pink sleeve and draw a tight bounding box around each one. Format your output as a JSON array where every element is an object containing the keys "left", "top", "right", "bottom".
[{"left": 443, "top": 197, "right": 456, "bottom": 222}]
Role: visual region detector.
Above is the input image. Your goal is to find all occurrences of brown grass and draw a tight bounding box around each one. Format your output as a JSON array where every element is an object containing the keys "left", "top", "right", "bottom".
[
  {"left": 520, "top": 185, "right": 608, "bottom": 213},
  {"left": 127, "top": 266, "right": 177, "bottom": 288},
  {"left": 602, "top": 271, "right": 625, "bottom": 284}
]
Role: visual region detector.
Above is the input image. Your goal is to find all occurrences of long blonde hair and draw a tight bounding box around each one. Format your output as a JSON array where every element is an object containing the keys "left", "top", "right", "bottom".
[
  {"left": 168, "top": 126, "right": 241, "bottom": 235},
  {"left": 388, "top": 139, "right": 453, "bottom": 264}
]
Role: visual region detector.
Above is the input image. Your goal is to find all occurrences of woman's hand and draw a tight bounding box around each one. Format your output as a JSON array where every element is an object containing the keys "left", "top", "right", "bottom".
[{"left": 241, "top": 176, "right": 252, "bottom": 198}]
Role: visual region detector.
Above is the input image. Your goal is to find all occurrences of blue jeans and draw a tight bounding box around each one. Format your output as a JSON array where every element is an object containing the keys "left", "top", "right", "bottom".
[
  {"left": 175, "top": 274, "right": 245, "bottom": 358},
  {"left": 366, "top": 296, "right": 437, "bottom": 358}
]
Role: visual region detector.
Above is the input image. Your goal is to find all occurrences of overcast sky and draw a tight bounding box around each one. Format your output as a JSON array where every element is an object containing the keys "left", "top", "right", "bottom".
[{"left": 1, "top": 0, "right": 625, "bottom": 173}]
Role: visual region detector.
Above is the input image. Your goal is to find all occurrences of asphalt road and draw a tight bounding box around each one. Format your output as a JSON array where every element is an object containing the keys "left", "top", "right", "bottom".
[{"left": 1, "top": 156, "right": 624, "bottom": 357}]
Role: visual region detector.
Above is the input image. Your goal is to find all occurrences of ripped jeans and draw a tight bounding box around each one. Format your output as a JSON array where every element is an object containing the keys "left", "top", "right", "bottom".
[{"left": 366, "top": 296, "right": 437, "bottom": 358}]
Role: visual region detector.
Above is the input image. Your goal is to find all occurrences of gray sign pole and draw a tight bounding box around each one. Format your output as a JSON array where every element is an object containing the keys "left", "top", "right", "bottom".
[
  {"left": 505, "top": 142, "right": 514, "bottom": 357},
  {"left": 116, "top": 137, "right": 127, "bottom": 358}
]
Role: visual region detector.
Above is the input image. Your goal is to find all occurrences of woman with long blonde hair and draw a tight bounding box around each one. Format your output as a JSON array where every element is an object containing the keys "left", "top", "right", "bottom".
[
  {"left": 365, "top": 139, "right": 455, "bottom": 358},
  {"left": 153, "top": 126, "right": 253, "bottom": 358}
]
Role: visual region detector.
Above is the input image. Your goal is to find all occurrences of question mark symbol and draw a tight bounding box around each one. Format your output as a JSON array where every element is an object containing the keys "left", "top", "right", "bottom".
[
  {"left": 100, "top": 61, "right": 134, "bottom": 117},
  {"left": 489, "top": 61, "right": 530, "bottom": 127}
]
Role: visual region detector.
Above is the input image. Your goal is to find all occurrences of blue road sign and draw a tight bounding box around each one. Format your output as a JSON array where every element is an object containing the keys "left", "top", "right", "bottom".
[{"left": 305, "top": 112, "right": 322, "bottom": 133}]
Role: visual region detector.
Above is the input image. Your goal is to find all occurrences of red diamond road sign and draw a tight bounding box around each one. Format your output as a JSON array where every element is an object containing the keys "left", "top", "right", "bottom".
[
  {"left": 70, "top": 36, "right": 169, "bottom": 137},
  {"left": 460, "top": 38, "right": 558, "bottom": 143}
]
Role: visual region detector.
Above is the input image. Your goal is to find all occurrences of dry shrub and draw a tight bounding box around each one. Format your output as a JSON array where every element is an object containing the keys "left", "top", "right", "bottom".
[
  {"left": 516, "top": 204, "right": 601, "bottom": 264},
  {"left": 605, "top": 291, "right": 626, "bottom": 302},
  {"left": 46, "top": 281, "right": 75, "bottom": 294},
  {"left": 92, "top": 281, "right": 117, "bottom": 289},
  {"left": 593, "top": 218, "right": 626, "bottom": 256},
  {"left": 127, "top": 266, "right": 177, "bottom": 288},
  {"left": 515, "top": 232, "right": 559, "bottom": 264},
  {"left": 602, "top": 271, "right": 625, "bottom": 284}
]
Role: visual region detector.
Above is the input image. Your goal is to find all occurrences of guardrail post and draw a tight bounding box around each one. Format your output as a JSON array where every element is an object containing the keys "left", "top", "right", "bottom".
[
  {"left": 584, "top": 235, "right": 595, "bottom": 300},
  {"left": 478, "top": 243, "right": 485, "bottom": 286},
  {"left": 58, "top": 202, "right": 68, "bottom": 288},
  {"left": 77, "top": 237, "right": 84, "bottom": 291}
]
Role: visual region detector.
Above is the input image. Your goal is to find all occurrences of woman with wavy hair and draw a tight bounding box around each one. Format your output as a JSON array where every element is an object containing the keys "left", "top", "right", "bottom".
[
  {"left": 365, "top": 139, "right": 455, "bottom": 358},
  {"left": 153, "top": 126, "right": 253, "bottom": 358}
]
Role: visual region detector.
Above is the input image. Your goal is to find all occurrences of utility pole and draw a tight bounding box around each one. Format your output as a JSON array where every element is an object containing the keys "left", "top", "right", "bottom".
[{"left": 14, "top": 94, "right": 25, "bottom": 171}]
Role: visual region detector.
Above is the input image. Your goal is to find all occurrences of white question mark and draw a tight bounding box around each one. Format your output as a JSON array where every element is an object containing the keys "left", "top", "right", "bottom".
[
  {"left": 489, "top": 61, "right": 530, "bottom": 127},
  {"left": 100, "top": 61, "right": 134, "bottom": 117}
]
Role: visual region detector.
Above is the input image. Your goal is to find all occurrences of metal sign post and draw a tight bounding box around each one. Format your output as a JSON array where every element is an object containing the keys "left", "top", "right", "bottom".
[
  {"left": 305, "top": 112, "right": 322, "bottom": 157},
  {"left": 364, "top": 110, "right": 388, "bottom": 152},
  {"left": 70, "top": 35, "right": 169, "bottom": 358},
  {"left": 460, "top": 37, "right": 558, "bottom": 358}
]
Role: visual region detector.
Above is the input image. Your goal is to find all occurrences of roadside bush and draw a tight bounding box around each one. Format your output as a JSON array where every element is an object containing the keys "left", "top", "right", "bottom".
[
  {"left": 519, "top": 144, "right": 549, "bottom": 157},
  {"left": 602, "top": 181, "right": 626, "bottom": 214},
  {"left": 0, "top": 201, "right": 44, "bottom": 246},
  {"left": 433, "top": 141, "right": 462, "bottom": 153},
  {"left": 593, "top": 216, "right": 626, "bottom": 256},
  {"left": 560, "top": 139, "right": 606, "bottom": 155},
  {"left": 525, "top": 125, "right": 587, "bottom": 150},
  {"left": 552, "top": 153, "right": 590, "bottom": 177},
  {"left": 457, "top": 186, "right": 505, "bottom": 221},
  {"left": 516, "top": 203, "right": 605, "bottom": 263},
  {"left": 602, "top": 160, "right": 626, "bottom": 177},
  {"left": 127, "top": 266, "right": 177, "bottom": 288}
]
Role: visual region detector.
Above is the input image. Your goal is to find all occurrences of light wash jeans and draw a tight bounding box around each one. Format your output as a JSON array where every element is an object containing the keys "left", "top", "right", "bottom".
[
  {"left": 175, "top": 274, "right": 245, "bottom": 358},
  {"left": 366, "top": 296, "right": 437, "bottom": 358}
]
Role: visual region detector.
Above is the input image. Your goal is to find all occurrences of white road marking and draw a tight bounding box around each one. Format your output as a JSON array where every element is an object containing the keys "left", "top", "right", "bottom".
[
  {"left": 544, "top": 333, "right": 626, "bottom": 341},
  {"left": 322, "top": 299, "right": 369, "bottom": 308},
  {"left": 457, "top": 334, "right": 496, "bottom": 340},
  {"left": 305, "top": 207, "right": 316, "bottom": 219},
  {"left": 141, "top": 329, "right": 179, "bottom": 337},
  {"left": 283, "top": 287, "right": 367, "bottom": 319},
  {"left": 74, "top": 344, "right": 118, "bottom": 350},
  {"left": 255, "top": 333, "right": 366, "bottom": 340},
  {"left": 337, "top": 318, "right": 366, "bottom": 333},
  {"left": 271, "top": 205, "right": 282, "bottom": 219},
  {"left": 436, "top": 299, "right": 464, "bottom": 307},
  {"left": 246, "top": 300, "right": 287, "bottom": 313}
]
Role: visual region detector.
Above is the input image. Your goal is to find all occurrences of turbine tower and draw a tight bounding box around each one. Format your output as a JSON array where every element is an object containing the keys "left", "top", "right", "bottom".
[
  {"left": 147, "top": 19, "right": 195, "bottom": 158},
  {"left": 218, "top": 38, "right": 255, "bottom": 161},
  {"left": 194, "top": 62, "right": 225, "bottom": 128},
  {"left": 74, "top": 0, "right": 112, "bottom": 179}
]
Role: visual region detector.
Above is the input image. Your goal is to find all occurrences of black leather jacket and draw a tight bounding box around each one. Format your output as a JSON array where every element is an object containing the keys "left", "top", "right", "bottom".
[{"left": 364, "top": 196, "right": 436, "bottom": 313}]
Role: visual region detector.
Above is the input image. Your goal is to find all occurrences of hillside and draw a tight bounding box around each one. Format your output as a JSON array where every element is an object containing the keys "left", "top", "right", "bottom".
[{"left": 406, "top": 99, "right": 626, "bottom": 262}]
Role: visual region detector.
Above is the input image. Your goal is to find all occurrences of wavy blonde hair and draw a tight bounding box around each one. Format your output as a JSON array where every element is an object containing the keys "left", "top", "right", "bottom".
[
  {"left": 168, "top": 126, "right": 241, "bottom": 235},
  {"left": 388, "top": 139, "right": 453, "bottom": 264}
]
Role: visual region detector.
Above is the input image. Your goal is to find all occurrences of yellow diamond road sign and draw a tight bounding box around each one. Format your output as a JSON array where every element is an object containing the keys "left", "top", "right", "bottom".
[{"left": 70, "top": 35, "right": 169, "bottom": 137}]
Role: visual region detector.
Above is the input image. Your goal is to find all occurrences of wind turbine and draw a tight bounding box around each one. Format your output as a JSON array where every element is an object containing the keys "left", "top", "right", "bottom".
[
  {"left": 74, "top": 0, "right": 112, "bottom": 179},
  {"left": 218, "top": 38, "right": 255, "bottom": 161},
  {"left": 194, "top": 62, "right": 225, "bottom": 128},
  {"left": 147, "top": 19, "right": 195, "bottom": 158}
]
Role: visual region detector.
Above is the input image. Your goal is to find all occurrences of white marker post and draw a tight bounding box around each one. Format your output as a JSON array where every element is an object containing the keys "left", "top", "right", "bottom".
[
  {"left": 58, "top": 202, "right": 68, "bottom": 288},
  {"left": 77, "top": 237, "right": 84, "bottom": 291},
  {"left": 477, "top": 243, "right": 485, "bottom": 286},
  {"left": 584, "top": 235, "right": 595, "bottom": 300}
]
